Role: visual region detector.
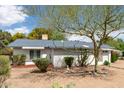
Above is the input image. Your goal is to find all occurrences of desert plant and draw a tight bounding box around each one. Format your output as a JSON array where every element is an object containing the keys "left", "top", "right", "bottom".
[
  {"left": 33, "top": 58, "right": 49, "bottom": 72},
  {"left": 65, "top": 82, "right": 75, "bottom": 88},
  {"left": 0, "top": 48, "right": 13, "bottom": 55},
  {"left": 64, "top": 57, "right": 74, "bottom": 68},
  {"left": 12, "top": 54, "right": 26, "bottom": 65},
  {"left": 51, "top": 82, "right": 62, "bottom": 88},
  {"left": 78, "top": 49, "right": 89, "bottom": 67},
  {"left": 0, "top": 55, "right": 10, "bottom": 87},
  {"left": 12, "top": 55, "right": 19, "bottom": 65},
  {"left": 119, "top": 57, "right": 124, "bottom": 60},
  {"left": 19, "top": 54, "right": 26, "bottom": 65},
  {"left": 51, "top": 82, "right": 75, "bottom": 88},
  {"left": 103, "top": 60, "right": 110, "bottom": 66},
  {"left": 111, "top": 52, "right": 119, "bottom": 63}
]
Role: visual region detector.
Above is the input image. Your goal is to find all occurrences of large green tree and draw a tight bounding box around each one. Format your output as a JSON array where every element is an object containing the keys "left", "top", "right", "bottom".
[
  {"left": 0, "top": 30, "right": 12, "bottom": 45},
  {"left": 28, "top": 27, "right": 65, "bottom": 40},
  {"left": 106, "top": 37, "right": 124, "bottom": 51},
  {"left": 12, "top": 32, "right": 26, "bottom": 41}
]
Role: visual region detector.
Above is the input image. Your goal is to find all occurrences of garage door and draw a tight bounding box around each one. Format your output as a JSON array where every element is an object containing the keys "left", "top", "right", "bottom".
[{"left": 53, "top": 55, "right": 66, "bottom": 68}]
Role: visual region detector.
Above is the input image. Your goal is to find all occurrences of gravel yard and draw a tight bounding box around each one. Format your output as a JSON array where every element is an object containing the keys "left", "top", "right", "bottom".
[{"left": 6, "top": 60, "right": 124, "bottom": 88}]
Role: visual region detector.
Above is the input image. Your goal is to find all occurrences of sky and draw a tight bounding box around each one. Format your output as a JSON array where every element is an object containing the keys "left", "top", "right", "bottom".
[
  {"left": 0, "top": 5, "right": 39, "bottom": 35},
  {"left": 0, "top": 5, "right": 124, "bottom": 42}
]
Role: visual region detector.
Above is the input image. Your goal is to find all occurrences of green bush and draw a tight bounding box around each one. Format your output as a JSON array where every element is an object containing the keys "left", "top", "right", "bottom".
[
  {"left": 51, "top": 82, "right": 75, "bottom": 88},
  {"left": 0, "top": 48, "right": 13, "bottom": 55},
  {"left": 111, "top": 52, "right": 119, "bottom": 63},
  {"left": 65, "top": 82, "right": 75, "bottom": 88},
  {"left": 12, "top": 55, "right": 19, "bottom": 65},
  {"left": 78, "top": 49, "right": 88, "bottom": 67},
  {"left": 33, "top": 58, "right": 49, "bottom": 72},
  {"left": 119, "top": 57, "right": 124, "bottom": 60},
  {"left": 51, "top": 82, "right": 62, "bottom": 88},
  {"left": 0, "top": 55, "right": 10, "bottom": 87},
  {"left": 19, "top": 54, "right": 26, "bottom": 65},
  {"left": 64, "top": 57, "right": 74, "bottom": 68},
  {"left": 12, "top": 54, "right": 26, "bottom": 65},
  {"left": 103, "top": 60, "right": 110, "bottom": 66}
]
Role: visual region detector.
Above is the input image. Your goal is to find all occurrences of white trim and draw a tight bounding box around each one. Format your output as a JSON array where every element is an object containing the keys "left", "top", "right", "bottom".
[
  {"left": 82, "top": 45, "right": 89, "bottom": 48},
  {"left": 22, "top": 47, "right": 45, "bottom": 49},
  {"left": 101, "top": 48, "right": 113, "bottom": 51},
  {"left": 25, "top": 62, "right": 34, "bottom": 65}
]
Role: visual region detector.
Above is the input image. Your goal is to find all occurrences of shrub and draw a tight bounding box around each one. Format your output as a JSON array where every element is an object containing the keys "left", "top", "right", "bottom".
[
  {"left": 111, "top": 52, "right": 119, "bottom": 63},
  {"left": 51, "top": 82, "right": 62, "bottom": 88},
  {"left": 0, "top": 55, "right": 10, "bottom": 87},
  {"left": 51, "top": 82, "right": 75, "bottom": 88},
  {"left": 119, "top": 57, "right": 124, "bottom": 60},
  {"left": 65, "top": 82, "right": 75, "bottom": 88},
  {"left": 103, "top": 60, "right": 110, "bottom": 66},
  {"left": 33, "top": 58, "right": 49, "bottom": 72},
  {"left": 12, "top": 55, "right": 20, "bottom": 65},
  {"left": 78, "top": 49, "right": 89, "bottom": 67},
  {"left": 64, "top": 57, "right": 74, "bottom": 68},
  {"left": 12, "top": 54, "right": 26, "bottom": 65},
  {"left": 19, "top": 54, "right": 26, "bottom": 65},
  {"left": 0, "top": 48, "right": 13, "bottom": 55}
]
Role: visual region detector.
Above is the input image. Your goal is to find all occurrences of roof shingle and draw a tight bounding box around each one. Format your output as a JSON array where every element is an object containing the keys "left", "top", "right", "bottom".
[{"left": 8, "top": 39, "right": 111, "bottom": 49}]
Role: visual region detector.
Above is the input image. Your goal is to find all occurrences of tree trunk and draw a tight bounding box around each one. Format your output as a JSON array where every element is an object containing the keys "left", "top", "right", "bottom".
[
  {"left": 94, "top": 56, "right": 98, "bottom": 72},
  {"left": 94, "top": 49, "right": 100, "bottom": 72}
]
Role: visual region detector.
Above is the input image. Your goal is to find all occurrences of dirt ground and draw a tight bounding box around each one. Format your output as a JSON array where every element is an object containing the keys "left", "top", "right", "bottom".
[{"left": 6, "top": 60, "right": 124, "bottom": 88}]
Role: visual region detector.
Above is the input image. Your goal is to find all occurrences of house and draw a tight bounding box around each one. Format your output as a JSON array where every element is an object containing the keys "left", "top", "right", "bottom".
[{"left": 8, "top": 37, "right": 112, "bottom": 68}]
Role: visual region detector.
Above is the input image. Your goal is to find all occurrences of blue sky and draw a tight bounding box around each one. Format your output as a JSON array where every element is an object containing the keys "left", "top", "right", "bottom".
[
  {"left": 1, "top": 16, "right": 38, "bottom": 32},
  {"left": 0, "top": 5, "right": 40, "bottom": 35},
  {"left": 0, "top": 5, "right": 124, "bottom": 42}
]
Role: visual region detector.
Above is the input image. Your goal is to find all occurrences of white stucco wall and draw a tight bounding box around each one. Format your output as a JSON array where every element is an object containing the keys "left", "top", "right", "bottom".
[
  {"left": 102, "top": 50, "right": 111, "bottom": 63},
  {"left": 13, "top": 48, "right": 34, "bottom": 65},
  {"left": 53, "top": 49, "right": 80, "bottom": 67},
  {"left": 13, "top": 48, "right": 52, "bottom": 65},
  {"left": 13, "top": 48, "right": 111, "bottom": 67},
  {"left": 53, "top": 49, "right": 111, "bottom": 67},
  {"left": 13, "top": 48, "right": 30, "bottom": 61}
]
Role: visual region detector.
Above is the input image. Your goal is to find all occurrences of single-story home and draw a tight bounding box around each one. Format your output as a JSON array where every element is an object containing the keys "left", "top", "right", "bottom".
[{"left": 8, "top": 38, "right": 112, "bottom": 68}]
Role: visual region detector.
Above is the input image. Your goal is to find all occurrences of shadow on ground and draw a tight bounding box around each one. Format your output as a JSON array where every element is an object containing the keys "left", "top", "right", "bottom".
[{"left": 110, "top": 66, "right": 124, "bottom": 70}]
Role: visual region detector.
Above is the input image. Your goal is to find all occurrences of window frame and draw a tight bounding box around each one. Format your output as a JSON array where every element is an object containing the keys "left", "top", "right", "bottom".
[
  {"left": 29, "top": 50, "right": 41, "bottom": 59},
  {"left": 103, "top": 50, "right": 108, "bottom": 54}
]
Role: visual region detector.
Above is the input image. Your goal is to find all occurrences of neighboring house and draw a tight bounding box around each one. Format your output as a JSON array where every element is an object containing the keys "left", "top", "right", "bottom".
[{"left": 8, "top": 38, "right": 112, "bottom": 68}]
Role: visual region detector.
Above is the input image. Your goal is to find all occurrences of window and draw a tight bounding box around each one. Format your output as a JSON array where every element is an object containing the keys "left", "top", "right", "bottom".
[
  {"left": 103, "top": 50, "right": 108, "bottom": 53},
  {"left": 36, "top": 50, "right": 40, "bottom": 58},
  {"left": 30, "top": 50, "right": 40, "bottom": 59},
  {"left": 30, "top": 50, "right": 34, "bottom": 59}
]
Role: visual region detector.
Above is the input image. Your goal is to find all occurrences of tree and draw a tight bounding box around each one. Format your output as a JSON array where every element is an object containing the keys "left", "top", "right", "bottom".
[
  {"left": 28, "top": 27, "right": 65, "bottom": 40},
  {"left": 12, "top": 32, "right": 26, "bottom": 41},
  {"left": 50, "top": 30, "right": 65, "bottom": 40},
  {"left": 105, "top": 37, "right": 124, "bottom": 51},
  {"left": 28, "top": 28, "right": 52, "bottom": 39},
  {"left": 26, "top": 6, "right": 124, "bottom": 72},
  {"left": 0, "top": 30, "right": 12, "bottom": 45}
]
